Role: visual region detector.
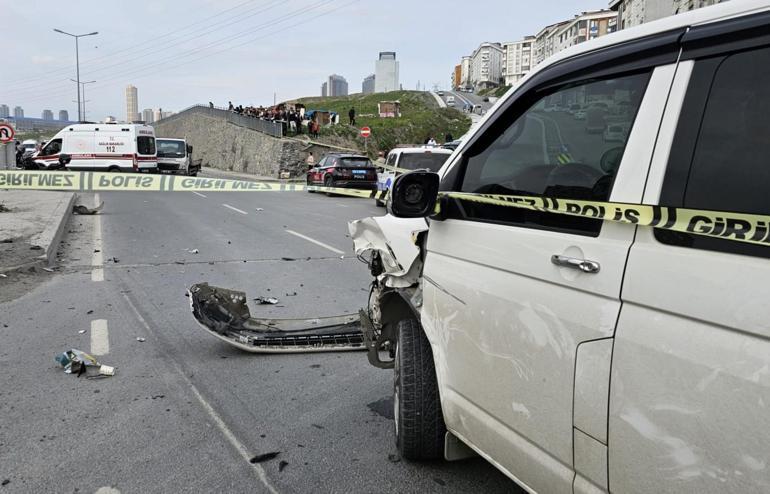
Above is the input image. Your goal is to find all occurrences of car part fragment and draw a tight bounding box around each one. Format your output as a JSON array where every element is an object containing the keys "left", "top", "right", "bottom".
[{"left": 188, "top": 283, "right": 364, "bottom": 353}]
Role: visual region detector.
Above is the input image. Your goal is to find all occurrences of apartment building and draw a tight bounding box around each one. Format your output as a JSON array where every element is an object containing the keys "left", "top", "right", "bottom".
[
  {"left": 502, "top": 36, "right": 535, "bottom": 86},
  {"left": 470, "top": 42, "right": 504, "bottom": 89}
]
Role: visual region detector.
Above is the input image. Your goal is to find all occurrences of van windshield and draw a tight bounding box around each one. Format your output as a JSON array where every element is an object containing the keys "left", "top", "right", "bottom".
[
  {"left": 157, "top": 140, "right": 185, "bottom": 158},
  {"left": 398, "top": 152, "right": 450, "bottom": 172}
]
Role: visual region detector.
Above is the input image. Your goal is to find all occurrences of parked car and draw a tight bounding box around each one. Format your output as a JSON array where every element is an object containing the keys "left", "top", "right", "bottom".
[
  {"left": 156, "top": 138, "right": 199, "bottom": 176},
  {"left": 20, "top": 139, "right": 39, "bottom": 156},
  {"left": 573, "top": 109, "right": 587, "bottom": 120},
  {"left": 358, "top": 2, "right": 770, "bottom": 493},
  {"left": 482, "top": 96, "right": 490, "bottom": 102},
  {"left": 375, "top": 147, "right": 452, "bottom": 206},
  {"left": 306, "top": 153, "right": 376, "bottom": 195}
]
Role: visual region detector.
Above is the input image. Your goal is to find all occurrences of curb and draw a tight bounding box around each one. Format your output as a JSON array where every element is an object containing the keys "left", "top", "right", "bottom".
[{"left": 40, "top": 192, "right": 77, "bottom": 267}]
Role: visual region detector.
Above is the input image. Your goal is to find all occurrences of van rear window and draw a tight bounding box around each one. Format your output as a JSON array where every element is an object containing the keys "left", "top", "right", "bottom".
[{"left": 137, "top": 136, "right": 156, "bottom": 155}]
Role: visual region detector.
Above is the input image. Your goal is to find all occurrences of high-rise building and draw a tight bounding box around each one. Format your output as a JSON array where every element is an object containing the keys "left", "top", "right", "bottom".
[
  {"left": 326, "top": 74, "right": 348, "bottom": 97},
  {"left": 13, "top": 106, "right": 23, "bottom": 118},
  {"left": 142, "top": 108, "right": 154, "bottom": 124},
  {"left": 0, "top": 104, "right": 9, "bottom": 118},
  {"left": 460, "top": 56, "right": 472, "bottom": 88},
  {"left": 125, "top": 84, "right": 139, "bottom": 123},
  {"left": 374, "top": 52, "right": 399, "bottom": 93},
  {"left": 42, "top": 109, "right": 54, "bottom": 120},
  {"left": 609, "top": 0, "right": 726, "bottom": 29},
  {"left": 453, "top": 65, "right": 462, "bottom": 89},
  {"left": 470, "top": 42, "right": 504, "bottom": 89},
  {"left": 321, "top": 82, "right": 328, "bottom": 97},
  {"left": 362, "top": 74, "right": 376, "bottom": 94},
  {"left": 58, "top": 110, "right": 69, "bottom": 121},
  {"left": 502, "top": 37, "right": 535, "bottom": 86}
]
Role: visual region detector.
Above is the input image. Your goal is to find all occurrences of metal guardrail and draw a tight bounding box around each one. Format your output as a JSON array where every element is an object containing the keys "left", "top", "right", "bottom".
[{"left": 155, "top": 105, "right": 284, "bottom": 138}]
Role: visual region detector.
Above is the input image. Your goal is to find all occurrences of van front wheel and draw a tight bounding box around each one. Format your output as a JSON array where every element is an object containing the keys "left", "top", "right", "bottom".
[
  {"left": 394, "top": 318, "right": 447, "bottom": 460},
  {"left": 108, "top": 166, "right": 122, "bottom": 173}
]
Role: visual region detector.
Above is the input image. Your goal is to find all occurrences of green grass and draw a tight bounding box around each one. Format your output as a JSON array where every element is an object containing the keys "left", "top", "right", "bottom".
[
  {"left": 294, "top": 90, "right": 471, "bottom": 155},
  {"left": 477, "top": 85, "right": 511, "bottom": 98}
]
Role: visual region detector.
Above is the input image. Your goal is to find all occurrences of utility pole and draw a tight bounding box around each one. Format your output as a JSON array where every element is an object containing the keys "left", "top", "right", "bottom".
[
  {"left": 71, "top": 80, "right": 95, "bottom": 121},
  {"left": 54, "top": 29, "right": 98, "bottom": 122}
]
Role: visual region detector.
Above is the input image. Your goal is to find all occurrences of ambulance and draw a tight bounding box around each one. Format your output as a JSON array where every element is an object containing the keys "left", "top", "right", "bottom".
[{"left": 33, "top": 123, "right": 158, "bottom": 172}]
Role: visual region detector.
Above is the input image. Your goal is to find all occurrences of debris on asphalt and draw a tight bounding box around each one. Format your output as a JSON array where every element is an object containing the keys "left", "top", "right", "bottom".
[
  {"left": 0, "top": 238, "right": 12, "bottom": 243},
  {"left": 1, "top": 479, "right": 10, "bottom": 486},
  {"left": 279, "top": 460, "right": 289, "bottom": 472},
  {"left": 87, "top": 310, "right": 93, "bottom": 314},
  {"left": 136, "top": 337, "right": 146, "bottom": 342},
  {"left": 30, "top": 245, "right": 43, "bottom": 251},
  {"left": 249, "top": 452, "right": 280, "bottom": 464},
  {"left": 175, "top": 261, "right": 185, "bottom": 265},
  {"left": 109, "top": 257, "right": 119, "bottom": 263},
  {"left": 55, "top": 349, "right": 115, "bottom": 378},
  {"left": 188, "top": 248, "right": 199, "bottom": 254},
  {"left": 254, "top": 296, "right": 279, "bottom": 305},
  {"left": 78, "top": 330, "right": 86, "bottom": 334},
  {"left": 387, "top": 454, "right": 401, "bottom": 463},
  {"left": 0, "top": 274, "right": 7, "bottom": 278},
  {"left": 285, "top": 292, "right": 297, "bottom": 297},
  {"left": 72, "top": 202, "right": 104, "bottom": 215},
  {"left": 41, "top": 267, "right": 55, "bottom": 273},
  {"left": 255, "top": 208, "right": 264, "bottom": 212},
  {"left": 281, "top": 257, "right": 296, "bottom": 261}
]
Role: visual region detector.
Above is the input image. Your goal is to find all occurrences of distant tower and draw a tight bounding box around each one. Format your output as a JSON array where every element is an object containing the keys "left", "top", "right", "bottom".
[
  {"left": 13, "top": 106, "right": 24, "bottom": 118},
  {"left": 374, "top": 52, "right": 399, "bottom": 93},
  {"left": 362, "top": 74, "right": 376, "bottom": 94},
  {"left": 58, "top": 110, "right": 69, "bottom": 121},
  {"left": 0, "top": 104, "right": 9, "bottom": 118},
  {"left": 327, "top": 74, "right": 348, "bottom": 97},
  {"left": 125, "top": 84, "right": 139, "bottom": 122},
  {"left": 42, "top": 109, "right": 54, "bottom": 120},
  {"left": 142, "top": 108, "right": 154, "bottom": 124}
]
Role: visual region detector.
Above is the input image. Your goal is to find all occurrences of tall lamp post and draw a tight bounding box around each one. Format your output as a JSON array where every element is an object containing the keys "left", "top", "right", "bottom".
[
  {"left": 71, "top": 79, "right": 96, "bottom": 121},
  {"left": 54, "top": 28, "right": 98, "bottom": 122}
]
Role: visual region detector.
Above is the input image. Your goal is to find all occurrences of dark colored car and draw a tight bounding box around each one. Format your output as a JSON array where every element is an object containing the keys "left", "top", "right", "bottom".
[{"left": 306, "top": 153, "right": 377, "bottom": 192}]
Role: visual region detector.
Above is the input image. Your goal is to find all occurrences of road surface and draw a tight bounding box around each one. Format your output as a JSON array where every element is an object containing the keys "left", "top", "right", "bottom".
[{"left": 0, "top": 179, "right": 521, "bottom": 493}]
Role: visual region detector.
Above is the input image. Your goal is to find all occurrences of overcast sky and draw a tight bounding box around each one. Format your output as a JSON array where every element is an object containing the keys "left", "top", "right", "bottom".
[{"left": 1, "top": 0, "right": 605, "bottom": 121}]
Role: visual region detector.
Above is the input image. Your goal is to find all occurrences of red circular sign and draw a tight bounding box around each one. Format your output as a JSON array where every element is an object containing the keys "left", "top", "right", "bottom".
[
  {"left": 0, "top": 123, "right": 14, "bottom": 143},
  {"left": 359, "top": 127, "right": 371, "bottom": 138}
]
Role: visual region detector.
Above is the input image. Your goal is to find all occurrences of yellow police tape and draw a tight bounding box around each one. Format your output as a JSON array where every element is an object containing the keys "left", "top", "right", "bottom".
[{"left": 1, "top": 170, "right": 768, "bottom": 247}]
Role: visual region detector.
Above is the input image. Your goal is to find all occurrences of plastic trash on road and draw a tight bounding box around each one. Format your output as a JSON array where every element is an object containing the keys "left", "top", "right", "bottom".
[
  {"left": 55, "top": 349, "right": 115, "bottom": 378},
  {"left": 72, "top": 202, "right": 104, "bottom": 215},
  {"left": 188, "top": 283, "right": 363, "bottom": 353}
]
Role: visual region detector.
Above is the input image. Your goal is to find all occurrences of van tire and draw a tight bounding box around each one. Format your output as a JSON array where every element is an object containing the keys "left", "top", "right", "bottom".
[
  {"left": 394, "top": 318, "right": 446, "bottom": 460},
  {"left": 108, "top": 166, "right": 122, "bottom": 173}
]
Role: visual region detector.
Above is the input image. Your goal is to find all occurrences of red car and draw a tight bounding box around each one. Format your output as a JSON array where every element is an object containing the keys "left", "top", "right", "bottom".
[{"left": 306, "top": 153, "right": 377, "bottom": 192}]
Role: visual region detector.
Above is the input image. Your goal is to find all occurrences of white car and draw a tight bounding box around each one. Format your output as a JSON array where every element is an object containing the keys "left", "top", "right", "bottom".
[
  {"left": 356, "top": 2, "right": 770, "bottom": 493},
  {"left": 375, "top": 147, "right": 453, "bottom": 206}
]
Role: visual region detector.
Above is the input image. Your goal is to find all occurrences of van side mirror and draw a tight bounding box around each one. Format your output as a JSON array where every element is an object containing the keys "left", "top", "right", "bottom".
[
  {"left": 59, "top": 154, "right": 72, "bottom": 165},
  {"left": 387, "top": 171, "right": 440, "bottom": 218},
  {"left": 187, "top": 145, "right": 193, "bottom": 154}
]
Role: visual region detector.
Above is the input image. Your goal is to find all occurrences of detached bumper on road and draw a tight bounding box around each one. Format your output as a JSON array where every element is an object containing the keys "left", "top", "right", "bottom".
[{"left": 188, "top": 283, "right": 364, "bottom": 353}]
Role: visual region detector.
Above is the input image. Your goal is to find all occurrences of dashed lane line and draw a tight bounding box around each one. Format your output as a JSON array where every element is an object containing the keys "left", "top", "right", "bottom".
[
  {"left": 192, "top": 191, "right": 207, "bottom": 198},
  {"left": 90, "top": 319, "right": 109, "bottom": 356},
  {"left": 222, "top": 203, "right": 248, "bottom": 215},
  {"left": 285, "top": 229, "right": 345, "bottom": 255}
]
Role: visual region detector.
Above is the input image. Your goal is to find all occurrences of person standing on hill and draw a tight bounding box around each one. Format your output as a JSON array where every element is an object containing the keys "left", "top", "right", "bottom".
[{"left": 348, "top": 107, "right": 356, "bottom": 126}]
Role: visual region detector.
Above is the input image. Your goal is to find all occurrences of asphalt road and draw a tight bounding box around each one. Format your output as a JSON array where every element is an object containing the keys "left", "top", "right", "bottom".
[{"left": 0, "top": 182, "right": 520, "bottom": 493}]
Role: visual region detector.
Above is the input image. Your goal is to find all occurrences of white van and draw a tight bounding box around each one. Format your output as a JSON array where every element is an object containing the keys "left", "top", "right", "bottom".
[
  {"left": 363, "top": 2, "right": 770, "bottom": 493},
  {"left": 33, "top": 123, "right": 157, "bottom": 172}
]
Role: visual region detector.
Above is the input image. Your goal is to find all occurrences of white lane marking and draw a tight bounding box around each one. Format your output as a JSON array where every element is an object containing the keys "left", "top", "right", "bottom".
[
  {"left": 119, "top": 293, "right": 278, "bottom": 494},
  {"left": 335, "top": 203, "right": 349, "bottom": 208},
  {"left": 285, "top": 229, "right": 345, "bottom": 254},
  {"left": 192, "top": 191, "right": 207, "bottom": 198},
  {"left": 222, "top": 203, "right": 248, "bottom": 215},
  {"left": 90, "top": 319, "right": 109, "bottom": 356},
  {"left": 91, "top": 193, "right": 104, "bottom": 282}
]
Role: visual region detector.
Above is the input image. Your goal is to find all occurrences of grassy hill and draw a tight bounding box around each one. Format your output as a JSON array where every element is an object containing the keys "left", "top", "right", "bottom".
[{"left": 293, "top": 90, "right": 471, "bottom": 154}]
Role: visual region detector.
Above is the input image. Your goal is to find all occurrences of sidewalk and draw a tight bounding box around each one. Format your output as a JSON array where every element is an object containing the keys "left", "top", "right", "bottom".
[{"left": 0, "top": 190, "right": 75, "bottom": 272}]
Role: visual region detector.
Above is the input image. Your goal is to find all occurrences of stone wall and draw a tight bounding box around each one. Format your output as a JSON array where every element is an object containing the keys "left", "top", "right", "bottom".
[{"left": 154, "top": 113, "right": 306, "bottom": 178}]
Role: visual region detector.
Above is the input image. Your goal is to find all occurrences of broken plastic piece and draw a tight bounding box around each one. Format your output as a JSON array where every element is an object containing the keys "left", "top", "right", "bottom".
[
  {"left": 78, "top": 330, "right": 86, "bottom": 334},
  {"left": 255, "top": 296, "right": 279, "bottom": 305},
  {"left": 72, "top": 202, "right": 104, "bottom": 215},
  {"left": 188, "top": 283, "right": 364, "bottom": 353},
  {"left": 250, "top": 452, "right": 280, "bottom": 464},
  {"left": 255, "top": 208, "right": 264, "bottom": 211},
  {"left": 136, "top": 337, "right": 146, "bottom": 342},
  {"left": 55, "top": 349, "right": 115, "bottom": 377},
  {"left": 189, "top": 249, "right": 199, "bottom": 254}
]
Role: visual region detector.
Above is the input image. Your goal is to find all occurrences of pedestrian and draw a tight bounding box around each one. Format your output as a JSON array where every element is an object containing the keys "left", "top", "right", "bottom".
[
  {"left": 228, "top": 101, "right": 234, "bottom": 111},
  {"left": 306, "top": 151, "right": 315, "bottom": 169},
  {"left": 348, "top": 107, "right": 356, "bottom": 126},
  {"left": 209, "top": 101, "right": 214, "bottom": 109},
  {"left": 427, "top": 136, "right": 437, "bottom": 146},
  {"left": 445, "top": 132, "right": 454, "bottom": 143}
]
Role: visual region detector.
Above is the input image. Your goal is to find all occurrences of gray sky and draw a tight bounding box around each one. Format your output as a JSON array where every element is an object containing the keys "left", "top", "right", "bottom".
[{"left": 1, "top": 0, "right": 605, "bottom": 121}]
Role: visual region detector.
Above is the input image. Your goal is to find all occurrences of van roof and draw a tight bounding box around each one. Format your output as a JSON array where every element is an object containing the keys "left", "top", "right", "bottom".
[
  {"left": 389, "top": 147, "right": 453, "bottom": 155},
  {"left": 63, "top": 123, "right": 154, "bottom": 132}
]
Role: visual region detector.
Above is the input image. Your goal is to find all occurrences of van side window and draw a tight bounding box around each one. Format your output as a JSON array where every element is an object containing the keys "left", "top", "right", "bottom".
[
  {"left": 657, "top": 45, "right": 770, "bottom": 259},
  {"left": 452, "top": 71, "right": 650, "bottom": 236},
  {"left": 137, "top": 136, "right": 155, "bottom": 155},
  {"left": 42, "top": 139, "right": 62, "bottom": 156}
]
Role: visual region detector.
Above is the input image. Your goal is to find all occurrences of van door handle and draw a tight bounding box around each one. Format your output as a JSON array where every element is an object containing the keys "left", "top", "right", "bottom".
[{"left": 551, "top": 255, "right": 600, "bottom": 274}]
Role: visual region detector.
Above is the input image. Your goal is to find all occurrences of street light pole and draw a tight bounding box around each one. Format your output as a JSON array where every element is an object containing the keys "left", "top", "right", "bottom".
[
  {"left": 54, "top": 29, "right": 98, "bottom": 122},
  {"left": 71, "top": 80, "right": 96, "bottom": 121}
]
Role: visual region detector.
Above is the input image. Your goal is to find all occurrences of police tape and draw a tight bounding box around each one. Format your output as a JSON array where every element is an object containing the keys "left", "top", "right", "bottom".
[
  {"left": 439, "top": 192, "right": 770, "bottom": 248},
  {"left": 2, "top": 170, "right": 768, "bottom": 248}
]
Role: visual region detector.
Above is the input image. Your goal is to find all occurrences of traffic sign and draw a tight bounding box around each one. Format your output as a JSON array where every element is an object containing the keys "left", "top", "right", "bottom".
[
  {"left": 0, "top": 123, "right": 14, "bottom": 143},
  {"left": 359, "top": 126, "right": 371, "bottom": 138}
]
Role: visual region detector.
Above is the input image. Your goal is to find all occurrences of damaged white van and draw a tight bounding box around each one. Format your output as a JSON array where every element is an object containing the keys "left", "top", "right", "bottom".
[
  {"left": 33, "top": 123, "right": 157, "bottom": 172},
  {"left": 353, "top": 2, "right": 770, "bottom": 494}
]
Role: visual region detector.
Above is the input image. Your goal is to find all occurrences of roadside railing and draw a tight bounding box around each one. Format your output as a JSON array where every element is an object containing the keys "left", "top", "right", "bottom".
[{"left": 155, "top": 105, "right": 284, "bottom": 138}]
